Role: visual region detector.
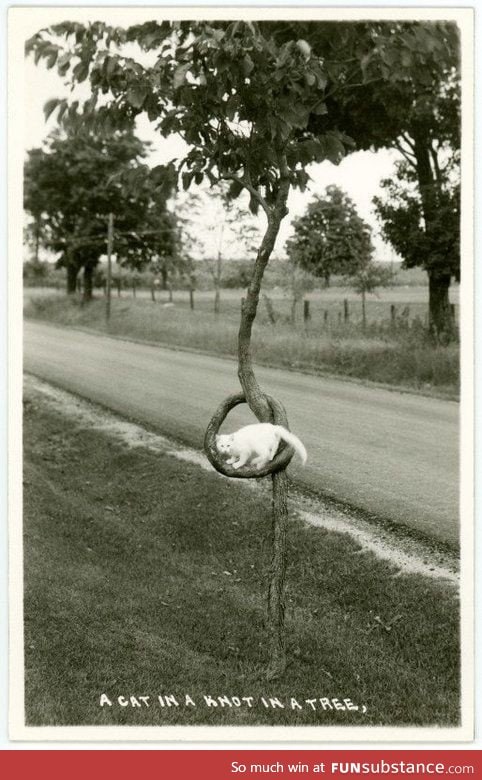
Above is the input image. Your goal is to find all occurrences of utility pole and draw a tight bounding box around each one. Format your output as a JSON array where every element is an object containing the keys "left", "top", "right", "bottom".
[{"left": 106, "top": 212, "right": 114, "bottom": 322}]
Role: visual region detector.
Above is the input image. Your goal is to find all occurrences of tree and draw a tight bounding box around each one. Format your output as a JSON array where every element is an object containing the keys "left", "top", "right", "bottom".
[
  {"left": 373, "top": 160, "right": 459, "bottom": 341},
  {"left": 180, "top": 185, "right": 261, "bottom": 314},
  {"left": 284, "top": 261, "right": 314, "bottom": 326},
  {"left": 27, "top": 19, "right": 357, "bottom": 679},
  {"left": 297, "top": 21, "right": 461, "bottom": 336},
  {"left": 344, "top": 262, "right": 394, "bottom": 329},
  {"left": 23, "top": 123, "right": 178, "bottom": 299},
  {"left": 286, "top": 186, "right": 374, "bottom": 287}
]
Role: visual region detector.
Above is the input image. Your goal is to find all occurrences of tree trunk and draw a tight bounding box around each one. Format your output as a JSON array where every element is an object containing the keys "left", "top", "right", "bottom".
[
  {"left": 237, "top": 176, "right": 290, "bottom": 680},
  {"left": 66, "top": 264, "right": 78, "bottom": 295},
  {"left": 290, "top": 297, "right": 298, "bottom": 326},
  {"left": 263, "top": 293, "right": 277, "bottom": 325},
  {"left": 361, "top": 291, "right": 366, "bottom": 330},
  {"left": 34, "top": 221, "right": 40, "bottom": 264},
  {"left": 412, "top": 131, "right": 454, "bottom": 340},
  {"left": 161, "top": 266, "right": 168, "bottom": 291},
  {"left": 83, "top": 265, "right": 93, "bottom": 303},
  {"left": 214, "top": 284, "right": 221, "bottom": 315},
  {"left": 267, "top": 469, "right": 288, "bottom": 679},
  {"left": 168, "top": 283, "right": 173, "bottom": 303},
  {"left": 428, "top": 271, "right": 452, "bottom": 342}
]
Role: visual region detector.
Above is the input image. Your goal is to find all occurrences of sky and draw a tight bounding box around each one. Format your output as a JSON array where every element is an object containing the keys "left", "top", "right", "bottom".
[{"left": 22, "top": 9, "right": 403, "bottom": 262}]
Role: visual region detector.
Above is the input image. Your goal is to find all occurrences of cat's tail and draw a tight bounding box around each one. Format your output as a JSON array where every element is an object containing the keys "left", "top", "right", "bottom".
[{"left": 274, "top": 426, "right": 307, "bottom": 465}]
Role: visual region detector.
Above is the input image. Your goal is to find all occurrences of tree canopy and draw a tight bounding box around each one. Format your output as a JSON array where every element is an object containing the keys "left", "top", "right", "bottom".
[
  {"left": 286, "top": 185, "right": 374, "bottom": 286},
  {"left": 24, "top": 123, "right": 179, "bottom": 296}
]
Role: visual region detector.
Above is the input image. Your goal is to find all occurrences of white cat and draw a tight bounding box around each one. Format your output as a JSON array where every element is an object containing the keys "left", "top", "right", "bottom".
[{"left": 216, "top": 423, "right": 307, "bottom": 470}]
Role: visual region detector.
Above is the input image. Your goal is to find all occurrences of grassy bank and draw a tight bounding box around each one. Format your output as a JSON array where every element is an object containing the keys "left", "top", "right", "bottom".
[
  {"left": 23, "top": 382, "right": 459, "bottom": 727},
  {"left": 25, "top": 293, "right": 459, "bottom": 397}
]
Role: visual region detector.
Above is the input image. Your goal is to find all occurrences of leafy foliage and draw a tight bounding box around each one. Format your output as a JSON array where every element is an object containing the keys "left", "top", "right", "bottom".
[
  {"left": 373, "top": 161, "right": 460, "bottom": 282},
  {"left": 25, "top": 20, "right": 351, "bottom": 215},
  {"left": 23, "top": 123, "right": 180, "bottom": 286},
  {"left": 286, "top": 186, "right": 374, "bottom": 286},
  {"left": 345, "top": 262, "right": 394, "bottom": 297},
  {"left": 25, "top": 19, "right": 460, "bottom": 333}
]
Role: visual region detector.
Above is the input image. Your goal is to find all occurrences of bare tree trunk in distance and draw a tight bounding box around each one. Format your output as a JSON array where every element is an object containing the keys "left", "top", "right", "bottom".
[
  {"left": 34, "top": 220, "right": 40, "bottom": 264},
  {"left": 161, "top": 264, "right": 168, "bottom": 290},
  {"left": 290, "top": 296, "right": 298, "bottom": 326},
  {"left": 214, "top": 285, "right": 221, "bottom": 315},
  {"left": 106, "top": 213, "right": 113, "bottom": 322},
  {"left": 214, "top": 248, "right": 223, "bottom": 315},
  {"left": 361, "top": 290, "right": 366, "bottom": 329},
  {"left": 262, "top": 293, "right": 277, "bottom": 325},
  {"left": 66, "top": 262, "right": 78, "bottom": 295},
  {"left": 83, "top": 265, "right": 93, "bottom": 303}
]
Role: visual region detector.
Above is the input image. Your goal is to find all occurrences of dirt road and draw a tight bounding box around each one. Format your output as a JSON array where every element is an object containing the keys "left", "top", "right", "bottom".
[{"left": 24, "top": 320, "right": 459, "bottom": 545}]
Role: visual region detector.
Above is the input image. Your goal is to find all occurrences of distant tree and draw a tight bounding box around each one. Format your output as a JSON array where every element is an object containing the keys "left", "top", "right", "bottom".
[
  {"left": 283, "top": 261, "right": 315, "bottom": 326},
  {"left": 180, "top": 185, "right": 261, "bottom": 313},
  {"left": 24, "top": 215, "right": 48, "bottom": 265},
  {"left": 373, "top": 160, "right": 459, "bottom": 341},
  {"left": 344, "top": 262, "right": 394, "bottom": 329},
  {"left": 23, "top": 258, "right": 49, "bottom": 285},
  {"left": 24, "top": 124, "right": 178, "bottom": 299},
  {"left": 286, "top": 186, "right": 374, "bottom": 287}
]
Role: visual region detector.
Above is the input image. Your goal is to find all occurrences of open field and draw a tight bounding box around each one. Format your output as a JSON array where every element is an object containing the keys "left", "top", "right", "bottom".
[
  {"left": 24, "top": 289, "right": 459, "bottom": 397},
  {"left": 23, "top": 379, "right": 460, "bottom": 727}
]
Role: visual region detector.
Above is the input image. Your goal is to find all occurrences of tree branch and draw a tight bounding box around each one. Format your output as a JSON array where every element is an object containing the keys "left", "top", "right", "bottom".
[
  {"left": 394, "top": 139, "right": 417, "bottom": 165},
  {"left": 429, "top": 143, "right": 443, "bottom": 186},
  {"left": 222, "top": 172, "right": 270, "bottom": 217}
]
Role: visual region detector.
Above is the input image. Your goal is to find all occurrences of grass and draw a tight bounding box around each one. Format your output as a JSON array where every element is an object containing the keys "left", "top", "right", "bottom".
[
  {"left": 23, "top": 384, "right": 460, "bottom": 727},
  {"left": 24, "top": 290, "right": 460, "bottom": 397}
]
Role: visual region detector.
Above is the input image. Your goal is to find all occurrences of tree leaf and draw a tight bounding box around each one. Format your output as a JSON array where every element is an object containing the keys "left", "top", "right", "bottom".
[
  {"left": 242, "top": 54, "right": 254, "bottom": 76},
  {"left": 173, "top": 62, "right": 191, "bottom": 89},
  {"left": 72, "top": 61, "right": 89, "bottom": 83},
  {"left": 43, "top": 98, "right": 60, "bottom": 121},
  {"left": 126, "top": 85, "right": 148, "bottom": 109}
]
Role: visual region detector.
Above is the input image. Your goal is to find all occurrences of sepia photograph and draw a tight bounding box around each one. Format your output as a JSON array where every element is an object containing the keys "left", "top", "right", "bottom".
[{"left": 8, "top": 5, "right": 474, "bottom": 741}]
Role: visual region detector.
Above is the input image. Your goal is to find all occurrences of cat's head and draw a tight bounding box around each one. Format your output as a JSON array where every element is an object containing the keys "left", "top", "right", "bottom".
[{"left": 216, "top": 433, "right": 234, "bottom": 455}]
